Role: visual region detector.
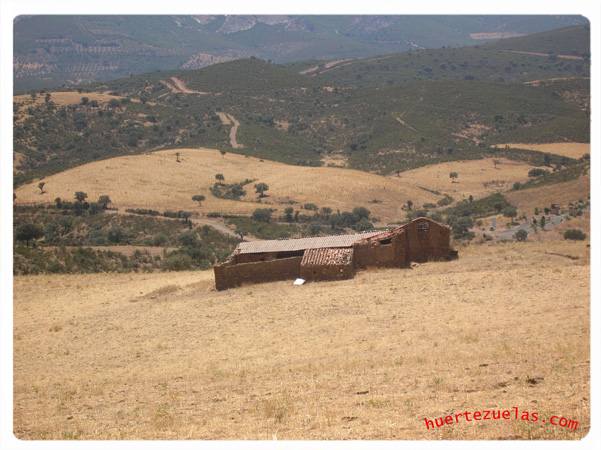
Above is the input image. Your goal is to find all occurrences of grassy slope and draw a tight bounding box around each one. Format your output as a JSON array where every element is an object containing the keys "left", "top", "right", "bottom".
[
  {"left": 14, "top": 148, "right": 542, "bottom": 224},
  {"left": 14, "top": 240, "right": 589, "bottom": 439}
]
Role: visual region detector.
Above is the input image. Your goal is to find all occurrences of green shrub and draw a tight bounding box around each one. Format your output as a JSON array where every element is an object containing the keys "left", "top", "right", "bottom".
[
  {"left": 563, "top": 229, "right": 586, "bottom": 240},
  {"left": 514, "top": 229, "right": 528, "bottom": 241}
]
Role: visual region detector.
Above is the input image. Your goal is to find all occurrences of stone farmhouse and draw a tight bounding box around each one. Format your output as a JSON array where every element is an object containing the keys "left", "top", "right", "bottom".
[{"left": 214, "top": 217, "right": 456, "bottom": 290}]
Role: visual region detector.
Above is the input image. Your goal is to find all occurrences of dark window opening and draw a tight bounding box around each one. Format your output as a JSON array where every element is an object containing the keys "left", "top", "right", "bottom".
[
  {"left": 417, "top": 223, "right": 430, "bottom": 233},
  {"left": 275, "top": 250, "right": 304, "bottom": 259},
  {"left": 379, "top": 238, "right": 392, "bottom": 245}
]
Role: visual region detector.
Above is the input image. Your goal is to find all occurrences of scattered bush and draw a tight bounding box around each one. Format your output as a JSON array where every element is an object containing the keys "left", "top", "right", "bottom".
[
  {"left": 514, "top": 229, "right": 528, "bottom": 241},
  {"left": 563, "top": 229, "right": 586, "bottom": 240}
]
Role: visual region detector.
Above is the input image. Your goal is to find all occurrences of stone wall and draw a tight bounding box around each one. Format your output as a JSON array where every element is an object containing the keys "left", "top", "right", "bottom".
[
  {"left": 214, "top": 256, "right": 302, "bottom": 291},
  {"left": 300, "top": 260, "right": 355, "bottom": 282},
  {"left": 403, "top": 218, "right": 451, "bottom": 262},
  {"left": 353, "top": 230, "right": 407, "bottom": 268}
]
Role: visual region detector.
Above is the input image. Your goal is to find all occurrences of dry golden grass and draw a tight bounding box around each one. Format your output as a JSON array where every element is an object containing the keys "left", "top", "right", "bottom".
[
  {"left": 15, "top": 150, "right": 539, "bottom": 223},
  {"left": 13, "top": 241, "right": 589, "bottom": 440},
  {"left": 505, "top": 176, "right": 590, "bottom": 215},
  {"left": 14, "top": 91, "right": 122, "bottom": 107},
  {"left": 396, "top": 158, "right": 535, "bottom": 203},
  {"left": 14, "top": 148, "right": 441, "bottom": 223},
  {"left": 493, "top": 143, "right": 590, "bottom": 159}
]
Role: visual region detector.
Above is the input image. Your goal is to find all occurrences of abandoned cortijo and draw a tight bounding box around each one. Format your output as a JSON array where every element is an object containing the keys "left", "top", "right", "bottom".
[{"left": 214, "top": 217, "right": 457, "bottom": 290}]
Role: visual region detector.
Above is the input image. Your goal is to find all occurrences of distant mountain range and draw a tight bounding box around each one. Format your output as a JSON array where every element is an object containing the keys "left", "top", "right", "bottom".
[{"left": 13, "top": 15, "right": 588, "bottom": 91}]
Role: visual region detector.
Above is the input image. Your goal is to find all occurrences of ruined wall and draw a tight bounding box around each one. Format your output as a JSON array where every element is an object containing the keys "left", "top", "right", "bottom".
[
  {"left": 404, "top": 218, "right": 451, "bottom": 262},
  {"left": 214, "top": 256, "right": 302, "bottom": 291},
  {"left": 353, "top": 230, "right": 407, "bottom": 268}
]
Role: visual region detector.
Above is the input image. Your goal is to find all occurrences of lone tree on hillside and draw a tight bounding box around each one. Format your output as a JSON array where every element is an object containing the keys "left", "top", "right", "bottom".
[
  {"left": 175, "top": 152, "right": 181, "bottom": 163},
  {"left": 514, "top": 229, "right": 528, "bottom": 241},
  {"left": 74, "top": 191, "right": 88, "bottom": 203},
  {"left": 406, "top": 200, "right": 413, "bottom": 210},
  {"left": 449, "top": 171, "right": 459, "bottom": 183},
  {"left": 16, "top": 223, "right": 44, "bottom": 247},
  {"left": 97, "top": 195, "right": 112, "bottom": 209},
  {"left": 320, "top": 207, "right": 332, "bottom": 219},
  {"left": 215, "top": 173, "right": 225, "bottom": 184},
  {"left": 564, "top": 229, "right": 586, "bottom": 240},
  {"left": 37, "top": 181, "right": 46, "bottom": 194},
  {"left": 255, "top": 182, "right": 269, "bottom": 198},
  {"left": 252, "top": 208, "right": 272, "bottom": 223},
  {"left": 192, "top": 194, "right": 206, "bottom": 206},
  {"left": 220, "top": 150, "right": 227, "bottom": 158},
  {"left": 503, "top": 206, "right": 518, "bottom": 223},
  {"left": 284, "top": 207, "right": 294, "bottom": 222}
]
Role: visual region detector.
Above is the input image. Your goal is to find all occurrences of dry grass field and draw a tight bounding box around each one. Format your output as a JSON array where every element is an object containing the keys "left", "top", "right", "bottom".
[
  {"left": 493, "top": 143, "right": 590, "bottom": 159},
  {"left": 14, "top": 91, "right": 122, "bottom": 107},
  {"left": 396, "top": 158, "right": 536, "bottom": 202},
  {"left": 14, "top": 240, "right": 589, "bottom": 440},
  {"left": 15, "top": 148, "right": 439, "bottom": 223},
  {"left": 15, "top": 150, "right": 538, "bottom": 223},
  {"left": 505, "top": 175, "right": 590, "bottom": 215}
]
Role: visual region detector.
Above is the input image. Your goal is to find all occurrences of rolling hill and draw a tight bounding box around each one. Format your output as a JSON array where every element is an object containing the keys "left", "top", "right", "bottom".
[
  {"left": 14, "top": 16, "right": 588, "bottom": 91},
  {"left": 310, "top": 26, "right": 589, "bottom": 87},
  {"left": 14, "top": 148, "right": 544, "bottom": 224},
  {"left": 13, "top": 53, "right": 589, "bottom": 185}
]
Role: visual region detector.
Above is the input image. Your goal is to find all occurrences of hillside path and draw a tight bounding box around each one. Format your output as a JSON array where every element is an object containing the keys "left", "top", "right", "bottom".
[
  {"left": 161, "top": 77, "right": 209, "bottom": 95},
  {"left": 500, "top": 50, "right": 584, "bottom": 60},
  {"left": 217, "top": 112, "right": 244, "bottom": 149}
]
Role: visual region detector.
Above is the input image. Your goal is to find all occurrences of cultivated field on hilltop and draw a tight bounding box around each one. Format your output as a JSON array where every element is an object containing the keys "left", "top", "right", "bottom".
[
  {"left": 14, "top": 91, "right": 122, "bottom": 108},
  {"left": 492, "top": 143, "right": 590, "bottom": 159},
  {"left": 13, "top": 240, "right": 589, "bottom": 439},
  {"left": 14, "top": 149, "right": 541, "bottom": 223}
]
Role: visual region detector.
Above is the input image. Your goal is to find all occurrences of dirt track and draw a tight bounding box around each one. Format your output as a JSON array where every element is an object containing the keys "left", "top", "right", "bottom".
[
  {"left": 161, "top": 77, "right": 208, "bottom": 95},
  {"left": 216, "top": 112, "right": 244, "bottom": 149}
]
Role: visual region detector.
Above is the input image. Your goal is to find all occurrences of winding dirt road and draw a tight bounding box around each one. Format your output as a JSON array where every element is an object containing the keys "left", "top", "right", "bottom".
[{"left": 216, "top": 112, "right": 244, "bottom": 149}]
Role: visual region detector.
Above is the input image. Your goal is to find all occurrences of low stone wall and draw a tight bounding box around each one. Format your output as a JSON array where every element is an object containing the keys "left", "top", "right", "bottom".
[{"left": 214, "top": 256, "right": 302, "bottom": 291}]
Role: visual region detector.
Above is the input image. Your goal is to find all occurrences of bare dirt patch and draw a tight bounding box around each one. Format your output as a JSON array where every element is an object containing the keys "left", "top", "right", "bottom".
[
  {"left": 469, "top": 32, "right": 526, "bottom": 40},
  {"left": 161, "top": 77, "right": 209, "bottom": 95},
  {"left": 499, "top": 50, "right": 584, "bottom": 61},
  {"left": 13, "top": 241, "right": 589, "bottom": 439}
]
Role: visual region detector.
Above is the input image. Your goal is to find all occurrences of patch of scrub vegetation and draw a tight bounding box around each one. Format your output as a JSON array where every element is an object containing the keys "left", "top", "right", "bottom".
[
  {"left": 210, "top": 178, "right": 254, "bottom": 201},
  {"left": 437, "top": 193, "right": 514, "bottom": 240},
  {"left": 223, "top": 205, "right": 375, "bottom": 240},
  {"left": 13, "top": 203, "right": 239, "bottom": 274},
  {"left": 13, "top": 245, "right": 162, "bottom": 275},
  {"left": 512, "top": 161, "right": 589, "bottom": 191}
]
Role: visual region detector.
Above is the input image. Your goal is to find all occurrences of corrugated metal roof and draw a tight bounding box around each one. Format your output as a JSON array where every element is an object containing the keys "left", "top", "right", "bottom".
[
  {"left": 236, "top": 230, "right": 383, "bottom": 254},
  {"left": 301, "top": 247, "right": 353, "bottom": 266}
]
